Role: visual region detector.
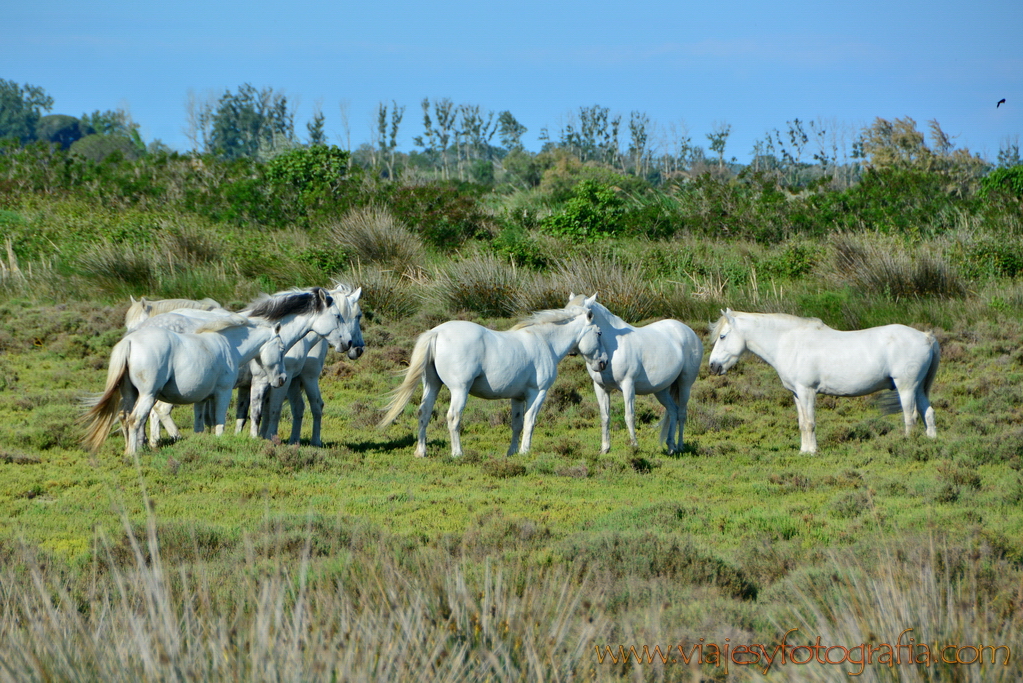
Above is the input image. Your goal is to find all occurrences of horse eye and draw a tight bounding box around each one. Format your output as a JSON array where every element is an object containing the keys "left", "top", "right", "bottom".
[{"left": 720, "top": 333, "right": 726, "bottom": 339}]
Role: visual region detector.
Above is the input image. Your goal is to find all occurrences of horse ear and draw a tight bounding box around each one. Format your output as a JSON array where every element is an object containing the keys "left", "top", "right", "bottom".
[
  {"left": 274, "top": 323, "right": 282, "bottom": 335},
  {"left": 568, "top": 291, "right": 576, "bottom": 302},
  {"left": 317, "top": 288, "right": 334, "bottom": 308},
  {"left": 584, "top": 292, "right": 598, "bottom": 306},
  {"left": 350, "top": 286, "right": 362, "bottom": 302},
  {"left": 129, "top": 295, "right": 137, "bottom": 304}
]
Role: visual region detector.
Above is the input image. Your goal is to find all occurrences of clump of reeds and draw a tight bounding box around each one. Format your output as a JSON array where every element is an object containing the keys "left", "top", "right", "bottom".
[
  {"left": 327, "top": 205, "right": 425, "bottom": 275},
  {"left": 828, "top": 235, "right": 967, "bottom": 299},
  {"left": 337, "top": 264, "right": 422, "bottom": 321},
  {"left": 0, "top": 517, "right": 617, "bottom": 683},
  {"left": 751, "top": 542, "right": 1023, "bottom": 682},
  {"left": 556, "top": 254, "right": 665, "bottom": 322},
  {"left": 434, "top": 252, "right": 523, "bottom": 318}
]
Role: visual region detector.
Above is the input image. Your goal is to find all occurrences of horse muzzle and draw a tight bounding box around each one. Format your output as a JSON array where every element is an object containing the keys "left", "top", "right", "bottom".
[
  {"left": 709, "top": 361, "right": 725, "bottom": 375},
  {"left": 272, "top": 374, "right": 287, "bottom": 388},
  {"left": 347, "top": 345, "right": 364, "bottom": 360},
  {"left": 597, "top": 360, "right": 607, "bottom": 372}
]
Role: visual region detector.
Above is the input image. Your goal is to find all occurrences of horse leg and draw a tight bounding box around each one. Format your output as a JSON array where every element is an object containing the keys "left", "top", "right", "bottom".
[
  {"left": 148, "top": 408, "right": 161, "bottom": 448},
  {"left": 593, "top": 382, "right": 612, "bottom": 454},
  {"left": 127, "top": 394, "right": 156, "bottom": 456},
  {"left": 793, "top": 388, "right": 817, "bottom": 454},
  {"left": 210, "top": 389, "right": 232, "bottom": 436},
  {"left": 895, "top": 380, "right": 919, "bottom": 436},
  {"left": 249, "top": 377, "right": 269, "bottom": 439},
  {"left": 653, "top": 388, "right": 677, "bottom": 454},
  {"left": 620, "top": 380, "right": 641, "bottom": 448},
  {"left": 287, "top": 380, "right": 306, "bottom": 445},
  {"left": 234, "top": 383, "right": 250, "bottom": 435},
  {"left": 304, "top": 377, "right": 325, "bottom": 447},
  {"left": 446, "top": 386, "right": 469, "bottom": 458},
  {"left": 519, "top": 388, "right": 549, "bottom": 454},
  {"left": 675, "top": 373, "right": 696, "bottom": 453},
  {"left": 507, "top": 398, "right": 525, "bottom": 456},
  {"left": 150, "top": 402, "right": 178, "bottom": 447},
  {"left": 193, "top": 402, "right": 207, "bottom": 433},
  {"left": 415, "top": 373, "right": 441, "bottom": 458},
  {"left": 919, "top": 387, "right": 937, "bottom": 438}
]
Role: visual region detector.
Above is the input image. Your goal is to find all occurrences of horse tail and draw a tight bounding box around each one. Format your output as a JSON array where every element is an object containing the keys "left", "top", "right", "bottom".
[
  {"left": 81, "top": 337, "right": 131, "bottom": 453},
  {"left": 378, "top": 330, "right": 437, "bottom": 427},
  {"left": 923, "top": 332, "right": 940, "bottom": 397}
]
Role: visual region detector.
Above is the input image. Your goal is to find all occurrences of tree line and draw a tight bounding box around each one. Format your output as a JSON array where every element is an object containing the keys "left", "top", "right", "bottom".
[{"left": 4, "top": 78, "right": 1020, "bottom": 188}]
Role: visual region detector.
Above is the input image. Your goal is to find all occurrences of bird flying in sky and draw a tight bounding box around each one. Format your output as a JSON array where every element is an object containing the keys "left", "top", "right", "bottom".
[{"left": 997, "top": 98, "right": 1006, "bottom": 108}]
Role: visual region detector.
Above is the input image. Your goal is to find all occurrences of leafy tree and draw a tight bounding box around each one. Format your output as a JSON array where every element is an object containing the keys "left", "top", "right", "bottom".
[
  {"left": 70, "top": 134, "right": 145, "bottom": 162},
  {"left": 376, "top": 101, "right": 405, "bottom": 177},
  {"left": 197, "top": 84, "right": 296, "bottom": 160},
  {"left": 80, "top": 109, "right": 138, "bottom": 137},
  {"left": 553, "top": 105, "right": 621, "bottom": 166},
  {"left": 996, "top": 136, "right": 1020, "bottom": 168},
  {"left": 456, "top": 103, "right": 497, "bottom": 166},
  {"left": 306, "top": 109, "right": 326, "bottom": 146},
  {"left": 628, "top": 111, "right": 649, "bottom": 175},
  {"left": 497, "top": 111, "right": 527, "bottom": 151},
  {"left": 860, "top": 117, "right": 987, "bottom": 196},
  {"left": 706, "top": 122, "right": 732, "bottom": 170},
  {"left": 35, "top": 114, "right": 86, "bottom": 149},
  {"left": 0, "top": 79, "right": 53, "bottom": 143},
  {"left": 414, "top": 97, "right": 457, "bottom": 178}
]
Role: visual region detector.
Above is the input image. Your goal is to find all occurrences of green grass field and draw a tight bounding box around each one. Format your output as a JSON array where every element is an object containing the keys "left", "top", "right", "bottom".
[{"left": 1, "top": 296, "right": 1020, "bottom": 681}]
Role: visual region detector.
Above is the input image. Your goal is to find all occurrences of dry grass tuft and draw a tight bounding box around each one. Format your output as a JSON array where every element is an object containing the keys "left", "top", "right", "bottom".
[
  {"left": 556, "top": 254, "right": 665, "bottom": 322},
  {"left": 827, "top": 235, "right": 967, "bottom": 299},
  {"left": 327, "top": 205, "right": 425, "bottom": 274}
]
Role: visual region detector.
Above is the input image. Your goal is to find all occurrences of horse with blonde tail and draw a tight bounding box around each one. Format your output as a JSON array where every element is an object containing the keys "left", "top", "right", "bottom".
[
  {"left": 380, "top": 295, "right": 609, "bottom": 458},
  {"left": 708, "top": 309, "right": 939, "bottom": 453}
]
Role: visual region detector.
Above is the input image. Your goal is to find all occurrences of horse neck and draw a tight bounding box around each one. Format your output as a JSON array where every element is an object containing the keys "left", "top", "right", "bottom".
[
  {"left": 736, "top": 314, "right": 791, "bottom": 367},
  {"left": 530, "top": 318, "right": 584, "bottom": 360},
  {"left": 270, "top": 311, "right": 326, "bottom": 350},
  {"left": 218, "top": 324, "right": 274, "bottom": 363},
  {"left": 595, "top": 305, "right": 630, "bottom": 331}
]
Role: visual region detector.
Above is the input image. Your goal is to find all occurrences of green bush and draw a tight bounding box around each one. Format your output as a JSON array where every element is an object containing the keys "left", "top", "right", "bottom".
[
  {"left": 542, "top": 180, "right": 624, "bottom": 241},
  {"left": 387, "top": 183, "right": 491, "bottom": 249},
  {"left": 980, "top": 165, "right": 1023, "bottom": 199}
]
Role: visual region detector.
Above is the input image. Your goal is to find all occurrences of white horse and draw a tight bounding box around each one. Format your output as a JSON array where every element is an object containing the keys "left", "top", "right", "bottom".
[
  {"left": 567, "top": 294, "right": 702, "bottom": 454},
  {"left": 137, "top": 308, "right": 271, "bottom": 446},
  {"left": 379, "top": 295, "right": 609, "bottom": 458},
  {"left": 238, "top": 285, "right": 365, "bottom": 446},
  {"left": 124, "top": 297, "right": 234, "bottom": 444},
  {"left": 84, "top": 288, "right": 350, "bottom": 454},
  {"left": 708, "top": 309, "right": 940, "bottom": 453}
]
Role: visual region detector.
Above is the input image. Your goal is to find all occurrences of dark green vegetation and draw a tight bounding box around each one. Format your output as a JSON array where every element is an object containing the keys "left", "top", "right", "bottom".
[{"left": 1, "top": 83, "right": 1022, "bottom": 680}]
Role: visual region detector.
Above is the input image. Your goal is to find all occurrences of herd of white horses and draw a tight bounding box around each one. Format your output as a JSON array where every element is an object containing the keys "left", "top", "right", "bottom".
[{"left": 82, "top": 284, "right": 940, "bottom": 457}]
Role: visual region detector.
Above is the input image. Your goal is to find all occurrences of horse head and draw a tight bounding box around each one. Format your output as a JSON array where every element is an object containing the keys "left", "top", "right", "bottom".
[
  {"left": 708, "top": 308, "right": 744, "bottom": 375},
  {"left": 332, "top": 284, "right": 365, "bottom": 360},
  {"left": 257, "top": 323, "right": 288, "bottom": 389},
  {"left": 573, "top": 294, "right": 608, "bottom": 373},
  {"left": 307, "top": 287, "right": 354, "bottom": 354}
]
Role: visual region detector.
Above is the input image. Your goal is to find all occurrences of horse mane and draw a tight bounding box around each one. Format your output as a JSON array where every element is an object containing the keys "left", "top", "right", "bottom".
[
  {"left": 330, "top": 281, "right": 355, "bottom": 296},
  {"left": 511, "top": 306, "right": 585, "bottom": 330},
  {"left": 712, "top": 311, "right": 827, "bottom": 337},
  {"left": 568, "top": 294, "right": 628, "bottom": 326},
  {"left": 246, "top": 288, "right": 332, "bottom": 321}
]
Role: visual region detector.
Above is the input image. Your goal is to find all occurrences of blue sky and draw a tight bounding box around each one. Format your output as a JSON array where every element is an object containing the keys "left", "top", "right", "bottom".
[{"left": 5, "top": 0, "right": 1021, "bottom": 162}]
